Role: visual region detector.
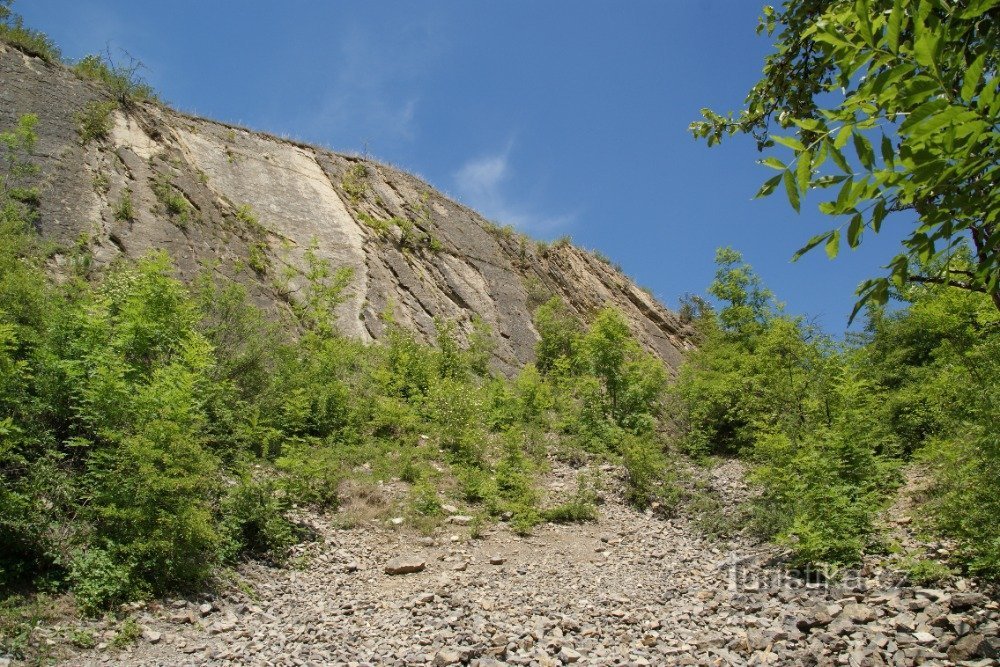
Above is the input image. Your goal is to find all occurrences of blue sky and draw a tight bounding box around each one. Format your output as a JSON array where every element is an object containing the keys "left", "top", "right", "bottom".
[{"left": 19, "top": 1, "right": 906, "bottom": 332}]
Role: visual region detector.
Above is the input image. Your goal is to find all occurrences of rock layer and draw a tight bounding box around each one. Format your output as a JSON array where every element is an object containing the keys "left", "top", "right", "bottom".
[{"left": 0, "top": 42, "right": 695, "bottom": 375}]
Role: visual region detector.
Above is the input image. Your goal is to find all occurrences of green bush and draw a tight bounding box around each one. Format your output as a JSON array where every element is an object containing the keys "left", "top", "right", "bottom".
[
  {"left": 542, "top": 479, "right": 599, "bottom": 524},
  {"left": 583, "top": 309, "right": 666, "bottom": 433},
  {"left": 341, "top": 163, "right": 368, "bottom": 201},
  {"left": 672, "top": 249, "right": 899, "bottom": 566},
  {"left": 532, "top": 297, "right": 583, "bottom": 375},
  {"left": 750, "top": 431, "right": 881, "bottom": 567},
  {"left": 247, "top": 242, "right": 269, "bottom": 274},
  {"left": 73, "top": 53, "right": 156, "bottom": 108},
  {"left": 903, "top": 557, "right": 955, "bottom": 586},
  {"left": 111, "top": 617, "right": 141, "bottom": 649},
  {"left": 621, "top": 434, "right": 679, "bottom": 511},
  {"left": 0, "top": 5, "right": 61, "bottom": 63},
  {"left": 669, "top": 246, "right": 1000, "bottom": 574},
  {"left": 423, "top": 377, "right": 484, "bottom": 464},
  {"left": 69, "top": 549, "right": 132, "bottom": 617},
  {"left": 409, "top": 481, "right": 442, "bottom": 517},
  {"left": 219, "top": 475, "right": 297, "bottom": 563},
  {"left": 113, "top": 188, "right": 134, "bottom": 222},
  {"left": 919, "top": 335, "right": 1000, "bottom": 577},
  {"left": 151, "top": 175, "right": 192, "bottom": 225},
  {"left": 76, "top": 100, "right": 117, "bottom": 145}
]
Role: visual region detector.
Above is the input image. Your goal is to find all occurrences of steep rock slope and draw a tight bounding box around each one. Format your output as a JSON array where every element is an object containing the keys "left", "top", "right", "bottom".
[{"left": 0, "top": 43, "right": 694, "bottom": 374}]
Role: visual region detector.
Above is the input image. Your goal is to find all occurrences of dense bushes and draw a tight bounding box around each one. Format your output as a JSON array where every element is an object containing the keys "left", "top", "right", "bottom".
[
  {"left": 674, "top": 247, "right": 1000, "bottom": 575},
  {"left": 673, "top": 249, "right": 884, "bottom": 567},
  {"left": 877, "top": 294, "right": 1000, "bottom": 577}
]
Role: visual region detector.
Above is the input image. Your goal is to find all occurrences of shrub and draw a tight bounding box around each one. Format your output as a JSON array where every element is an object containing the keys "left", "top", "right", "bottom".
[
  {"left": 113, "top": 188, "right": 134, "bottom": 222},
  {"left": 219, "top": 475, "right": 297, "bottom": 563},
  {"left": 423, "top": 377, "right": 484, "bottom": 464},
  {"left": 358, "top": 212, "right": 391, "bottom": 237},
  {"left": 247, "top": 242, "right": 269, "bottom": 274},
  {"left": 69, "top": 549, "right": 132, "bottom": 616},
  {"left": 409, "top": 481, "right": 442, "bottom": 517},
  {"left": 73, "top": 53, "right": 156, "bottom": 108},
  {"left": 903, "top": 558, "right": 955, "bottom": 586},
  {"left": 621, "top": 435, "right": 679, "bottom": 511},
  {"left": 275, "top": 438, "right": 342, "bottom": 507},
  {"left": 584, "top": 309, "right": 665, "bottom": 433},
  {"left": 0, "top": 8, "right": 61, "bottom": 63},
  {"left": 111, "top": 617, "right": 141, "bottom": 649},
  {"left": 151, "top": 175, "right": 193, "bottom": 225},
  {"left": 542, "top": 480, "right": 599, "bottom": 524},
  {"left": 750, "top": 431, "right": 881, "bottom": 567},
  {"left": 192, "top": 272, "right": 281, "bottom": 403},
  {"left": 234, "top": 203, "right": 264, "bottom": 233},
  {"left": 490, "top": 365, "right": 552, "bottom": 428},
  {"left": 70, "top": 628, "right": 96, "bottom": 649},
  {"left": 1, "top": 114, "right": 41, "bottom": 209},
  {"left": 532, "top": 297, "right": 582, "bottom": 375},
  {"left": 76, "top": 100, "right": 118, "bottom": 145},
  {"left": 341, "top": 162, "right": 368, "bottom": 201}
]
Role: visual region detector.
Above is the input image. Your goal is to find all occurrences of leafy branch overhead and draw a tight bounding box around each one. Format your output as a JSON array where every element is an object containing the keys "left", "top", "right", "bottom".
[{"left": 691, "top": 0, "right": 1000, "bottom": 319}]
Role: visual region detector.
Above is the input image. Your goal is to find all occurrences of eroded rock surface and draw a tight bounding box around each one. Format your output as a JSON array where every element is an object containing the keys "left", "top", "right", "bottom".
[{"left": 0, "top": 43, "right": 695, "bottom": 375}]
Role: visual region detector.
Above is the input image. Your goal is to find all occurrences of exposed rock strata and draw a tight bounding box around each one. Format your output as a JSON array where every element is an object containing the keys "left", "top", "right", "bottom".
[{"left": 0, "top": 42, "right": 694, "bottom": 375}]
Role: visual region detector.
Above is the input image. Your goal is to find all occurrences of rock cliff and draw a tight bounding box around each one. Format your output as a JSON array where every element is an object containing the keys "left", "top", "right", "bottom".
[{"left": 0, "top": 42, "right": 694, "bottom": 375}]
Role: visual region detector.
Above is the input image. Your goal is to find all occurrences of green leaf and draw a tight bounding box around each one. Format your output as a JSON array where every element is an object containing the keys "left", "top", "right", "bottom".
[
  {"left": 754, "top": 174, "right": 783, "bottom": 199},
  {"left": 896, "top": 76, "right": 940, "bottom": 108},
  {"left": 899, "top": 98, "right": 949, "bottom": 134},
  {"left": 850, "top": 278, "right": 889, "bottom": 324},
  {"left": 907, "top": 106, "right": 970, "bottom": 140},
  {"left": 961, "top": 53, "right": 986, "bottom": 103},
  {"left": 828, "top": 140, "right": 853, "bottom": 174},
  {"left": 812, "top": 30, "right": 853, "bottom": 50},
  {"left": 792, "top": 231, "right": 832, "bottom": 261},
  {"left": 913, "top": 32, "right": 940, "bottom": 72},
  {"left": 783, "top": 169, "right": 801, "bottom": 213},
  {"left": 847, "top": 214, "right": 863, "bottom": 248},
  {"left": 834, "top": 125, "right": 853, "bottom": 150},
  {"left": 813, "top": 175, "right": 848, "bottom": 189},
  {"left": 772, "top": 134, "right": 807, "bottom": 151},
  {"left": 871, "top": 199, "right": 888, "bottom": 233},
  {"left": 886, "top": 0, "right": 904, "bottom": 53},
  {"left": 880, "top": 135, "right": 894, "bottom": 166},
  {"left": 760, "top": 157, "right": 787, "bottom": 170},
  {"left": 796, "top": 149, "right": 812, "bottom": 192},
  {"left": 825, "top": 229, "right": 841, "bottom": 259},
  {"left": 853, "top": 133, "right": 875, "bottom": 170},
  {"left": 835, "top": 177, "right": 855, "bottom": 212},
  {"left": 855, "top": 0, "right": 875, "bottom": 46},
  {"left": 791, "top": 118, "right": 824, "bottom": 131},
  {"left": 958, "top": 0, "right": 1000, "bottom": 18},
  {"left": 982, "top": 78, "right": 999, "bottom": 114}
]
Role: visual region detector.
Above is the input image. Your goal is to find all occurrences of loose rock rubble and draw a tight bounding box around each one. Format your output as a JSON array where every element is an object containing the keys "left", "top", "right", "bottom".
[{"left": 55, "top": 461, "right": 998, "bottom": 666}]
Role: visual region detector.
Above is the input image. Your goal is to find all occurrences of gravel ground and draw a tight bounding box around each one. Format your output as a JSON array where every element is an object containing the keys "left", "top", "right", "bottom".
[{"left": 39, "top": 461, "right": 1000, "bottom": 666}]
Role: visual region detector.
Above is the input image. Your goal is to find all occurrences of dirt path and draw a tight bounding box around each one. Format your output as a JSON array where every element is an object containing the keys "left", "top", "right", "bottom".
[{"left": 46, "top": 462, "right": 1000, "bottom": 666}]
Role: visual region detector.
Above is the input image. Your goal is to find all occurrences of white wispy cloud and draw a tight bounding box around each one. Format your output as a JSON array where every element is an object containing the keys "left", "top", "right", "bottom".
[
  {"left": 298, "top": 20, "right": 443, "bottom": 148},
  {"left": 453, "top": 145, "right": 576, "bottom": 234}
]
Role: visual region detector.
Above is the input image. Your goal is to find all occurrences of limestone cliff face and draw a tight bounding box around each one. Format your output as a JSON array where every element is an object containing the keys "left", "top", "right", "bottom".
[{"left": 0, "top": 43, "right": 695, "bottom": 375}]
